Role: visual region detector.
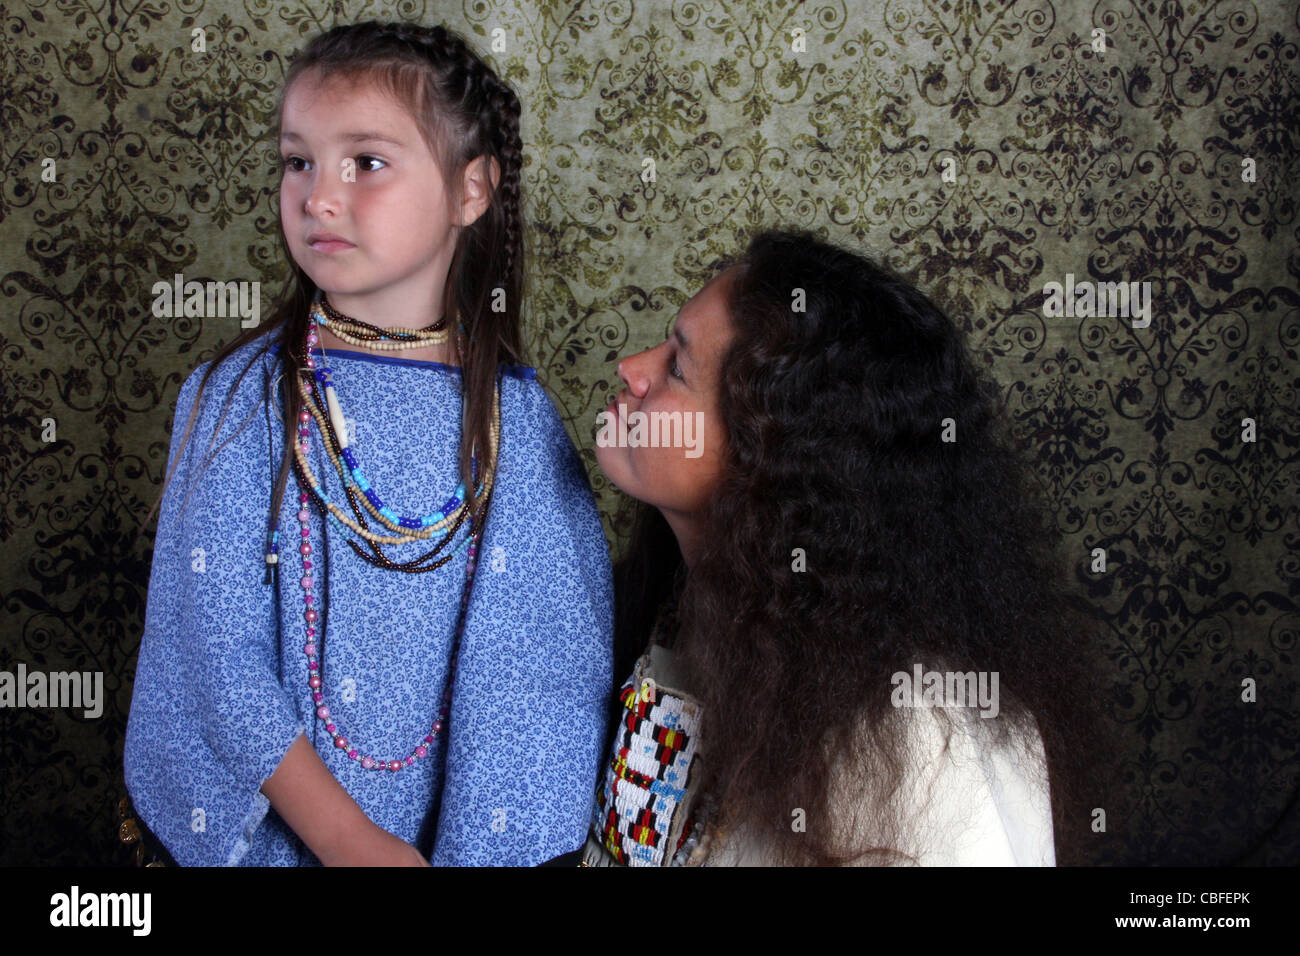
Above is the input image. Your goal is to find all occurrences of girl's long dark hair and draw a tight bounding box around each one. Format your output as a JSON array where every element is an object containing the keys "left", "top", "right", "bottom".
[
  {"left": 616, "top": 228, "right": 1115, "bottom": 866},
  {"left": 146, "top": 19, "right": 524, "bottom": 530}
]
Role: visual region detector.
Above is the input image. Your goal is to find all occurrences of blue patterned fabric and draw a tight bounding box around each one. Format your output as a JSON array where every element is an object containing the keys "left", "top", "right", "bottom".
[{"left": 124, "top": 337, "right": 613, "bottom": 865}]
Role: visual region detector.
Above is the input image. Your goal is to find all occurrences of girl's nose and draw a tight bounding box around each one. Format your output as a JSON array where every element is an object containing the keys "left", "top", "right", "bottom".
[
  {"left": 305, "top": 192, "right": 337, "bottom": 218},
  {"left": 305, "top": 172, "right": 344, "bottom": 218}
]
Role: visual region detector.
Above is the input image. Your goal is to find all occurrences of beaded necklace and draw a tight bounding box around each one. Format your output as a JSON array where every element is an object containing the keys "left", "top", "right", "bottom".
[
  {"left": 274, "top": 291, "right": 500, "bottom": 574},
  {"left": 268, "top": 290, "right": 497, "bottom": 773},
  {"left": 316, "top": 293, "right": 451, "bottom": 351},
  {"left": 295, "top": 496, "right": 486, "bottom": 772}
]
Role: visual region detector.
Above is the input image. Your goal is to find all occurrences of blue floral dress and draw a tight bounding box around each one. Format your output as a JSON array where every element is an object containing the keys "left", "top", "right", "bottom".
[{"left": 125, "top": 337, "right": 613, "bottom": 865}]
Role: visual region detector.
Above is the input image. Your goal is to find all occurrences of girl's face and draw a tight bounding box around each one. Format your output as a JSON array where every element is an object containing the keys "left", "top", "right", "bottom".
[
  {"left": 597, "top": 270, "right": 736, "bottom": 555},
  {"left": 278, "top": 72, "right": 493, "bottom": 316}
]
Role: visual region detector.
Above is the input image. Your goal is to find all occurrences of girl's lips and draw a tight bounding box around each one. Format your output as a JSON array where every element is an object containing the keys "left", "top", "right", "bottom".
[{"left": 308, "top": 240, "right": 355, "bottom": 253}]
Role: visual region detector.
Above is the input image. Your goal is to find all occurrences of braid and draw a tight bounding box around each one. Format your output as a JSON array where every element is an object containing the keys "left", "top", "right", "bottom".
[
  {"left": 477, "top": 70, "right": 523, "bottom": 287},
  {"left": 375, "top": 22, "right": 523, "bottom": 288}
]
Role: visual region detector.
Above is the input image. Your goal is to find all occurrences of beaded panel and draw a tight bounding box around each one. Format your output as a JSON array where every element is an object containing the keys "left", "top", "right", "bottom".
[{"left": 592, "top": 676, "right": 702, "bottom": 866}]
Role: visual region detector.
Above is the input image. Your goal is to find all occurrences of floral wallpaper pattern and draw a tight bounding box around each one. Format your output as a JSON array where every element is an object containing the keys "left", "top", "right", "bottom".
[{"left": 1, "top": 0, "right": 1297, "bottom": 864}]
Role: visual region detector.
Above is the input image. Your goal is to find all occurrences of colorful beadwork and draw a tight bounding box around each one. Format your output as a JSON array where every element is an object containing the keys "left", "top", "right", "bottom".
[
  {"left": 592, "top": 670, "right": 703, "bottom": 865},
  {"left": 296, "top": 487, "right": 486, "bottom": 771}
]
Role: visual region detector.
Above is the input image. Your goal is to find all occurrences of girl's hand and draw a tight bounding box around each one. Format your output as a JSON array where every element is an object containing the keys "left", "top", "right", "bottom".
[
  {"left": 322, "top": 822, "right": 431, "bottom": 867},
  {"left": 263, "top": 734, "right": 431, "bottom": 867}
]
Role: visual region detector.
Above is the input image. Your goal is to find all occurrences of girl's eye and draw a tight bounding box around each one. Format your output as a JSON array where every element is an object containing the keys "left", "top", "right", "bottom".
[
  {"left": 278, "top": 155, "right": 386, "bottom": 173},
  {"left": 670, "top": 354, "right": 684, "bottom": 380}
]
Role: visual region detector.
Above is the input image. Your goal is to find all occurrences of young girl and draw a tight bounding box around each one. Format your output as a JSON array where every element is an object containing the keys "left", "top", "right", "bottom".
[
  {"left": 124, "top": 21, "right": 612, "bottom": 866},
  {"left": 583, "top": 229, "right": 1113, "bottom": 866}
]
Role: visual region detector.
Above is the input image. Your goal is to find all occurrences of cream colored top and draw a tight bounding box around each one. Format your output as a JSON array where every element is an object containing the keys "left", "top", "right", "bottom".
[
  {"left": 583, "top": 643, "right": 1056, "bottom": 867},
  {"left": 707, "top": 689, "right": 1057, "bottom": 866}
]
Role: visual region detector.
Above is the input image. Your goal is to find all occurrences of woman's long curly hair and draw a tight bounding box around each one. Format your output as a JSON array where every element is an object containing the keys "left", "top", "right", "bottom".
[
  {"left": 615, "top": 228, "right": 1116, "bottom": 866},
  {"left": 146, "top": 19, "right": 524, "bottom": 529}
]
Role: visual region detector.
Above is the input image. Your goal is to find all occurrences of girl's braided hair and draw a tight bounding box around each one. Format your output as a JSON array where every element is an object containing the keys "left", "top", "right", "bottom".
[
  {"left": 348, "top": 21, "right": 524, "bottom": 293},
  {"left": 273, "top": 20, "right": 526, "bottom": 518}
]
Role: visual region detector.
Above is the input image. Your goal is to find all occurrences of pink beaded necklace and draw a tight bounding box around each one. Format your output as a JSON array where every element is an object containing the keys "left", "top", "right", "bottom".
[{"left": 291, "top": 314, "right": 487, "bottom": 773}]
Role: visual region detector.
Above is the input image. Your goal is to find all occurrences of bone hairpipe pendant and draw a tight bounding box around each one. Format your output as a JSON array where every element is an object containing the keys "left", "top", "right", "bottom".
[{"left": 325, "top": 385, "right": 350, "bottom": 449}]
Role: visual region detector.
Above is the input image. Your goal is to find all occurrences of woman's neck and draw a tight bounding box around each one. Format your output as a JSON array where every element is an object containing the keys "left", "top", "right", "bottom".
[{"left": 660, "top": 508, "right": 702, "bottom": 571}]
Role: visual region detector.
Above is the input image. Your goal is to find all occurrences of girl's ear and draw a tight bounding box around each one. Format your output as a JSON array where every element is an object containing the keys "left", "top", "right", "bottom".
[{"left": 456, "top": 154, "right": 500, "bottom": 228}]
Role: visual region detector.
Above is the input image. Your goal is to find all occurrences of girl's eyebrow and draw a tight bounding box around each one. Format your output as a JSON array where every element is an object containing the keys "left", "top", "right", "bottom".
[{"left": 280, "top": 130, "right": 407, "bottom": 148}]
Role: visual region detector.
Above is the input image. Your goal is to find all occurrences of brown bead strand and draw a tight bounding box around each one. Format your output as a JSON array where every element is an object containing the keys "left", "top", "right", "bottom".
[{"left": 319, "top": 295, "right": 447, "bottom": 339}]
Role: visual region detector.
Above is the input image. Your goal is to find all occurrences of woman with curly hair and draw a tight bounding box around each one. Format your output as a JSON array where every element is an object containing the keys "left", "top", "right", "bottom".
[{"left": 581, "top": 228, "right": 1113, "bottom": 866}]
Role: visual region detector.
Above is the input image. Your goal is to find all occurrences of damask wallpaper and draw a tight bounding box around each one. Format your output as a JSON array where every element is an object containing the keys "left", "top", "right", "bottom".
[{"left": 1, "top": 0, "right": 1297, "bottom": 866}]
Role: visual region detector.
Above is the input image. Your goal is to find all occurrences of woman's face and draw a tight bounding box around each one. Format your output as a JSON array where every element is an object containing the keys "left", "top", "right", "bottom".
[{"left": 597, "top": 270, "right": 736, "bottom": 540}]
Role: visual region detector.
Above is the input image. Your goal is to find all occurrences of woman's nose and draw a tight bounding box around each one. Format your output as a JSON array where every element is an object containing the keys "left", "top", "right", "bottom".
[{"left": 617, "top": 350, "right": 651, "bottom": 397}]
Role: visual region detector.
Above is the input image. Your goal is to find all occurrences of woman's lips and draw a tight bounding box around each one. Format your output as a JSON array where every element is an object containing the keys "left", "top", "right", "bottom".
[{"left": 308, "top": 239, "right": 354, "bottom": 253}]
